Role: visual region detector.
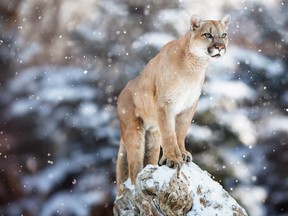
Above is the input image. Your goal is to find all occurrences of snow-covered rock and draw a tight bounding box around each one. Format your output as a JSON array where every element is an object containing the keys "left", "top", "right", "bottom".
[{"left": 114, "top": 163, "right": 248, "bottom": 216}]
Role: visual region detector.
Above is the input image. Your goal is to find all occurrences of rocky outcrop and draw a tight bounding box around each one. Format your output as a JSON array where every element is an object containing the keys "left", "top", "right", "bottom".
[{"left": 114, "top": 162, "right": 248, "bottom": 216}]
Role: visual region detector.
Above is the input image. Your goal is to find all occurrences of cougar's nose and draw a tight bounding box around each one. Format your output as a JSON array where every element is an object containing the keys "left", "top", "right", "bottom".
[{"left": 215, "top": 43, "right": 225, "bottom": 51}]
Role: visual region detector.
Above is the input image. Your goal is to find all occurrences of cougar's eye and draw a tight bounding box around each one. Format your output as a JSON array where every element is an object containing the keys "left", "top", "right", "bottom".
[
  {"left": 203, "top": 33, "right": 213, "bottom": 39},
  {"left": 222, "top": 33, "right": 227, "bottom": 38}
]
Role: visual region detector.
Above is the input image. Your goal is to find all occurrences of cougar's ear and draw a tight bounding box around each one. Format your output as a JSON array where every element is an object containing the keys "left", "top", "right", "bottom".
[
  {"left": 190, "top": 14, "right": 201, "bottom": 31},
  {"left": 221, "top": 14, "right": 231, "bottom": 26}
]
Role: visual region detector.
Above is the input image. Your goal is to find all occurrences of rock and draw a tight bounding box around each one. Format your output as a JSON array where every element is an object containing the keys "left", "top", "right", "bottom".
[{"left": 114, "top": 162, "right": 248, "bottom": 216}]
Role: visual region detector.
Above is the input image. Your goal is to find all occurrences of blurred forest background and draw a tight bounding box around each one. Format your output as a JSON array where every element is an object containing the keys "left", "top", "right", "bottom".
[{"left": 0, "top": 0, "right": 287, "bottom": 215}]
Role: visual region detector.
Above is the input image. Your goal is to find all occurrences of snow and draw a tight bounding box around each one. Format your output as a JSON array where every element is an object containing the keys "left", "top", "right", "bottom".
[
  {"left": 3, "top": 64, "right": 119, "bottom": 146},
  {"left": 98, "top": 0, "right": 128, "bottom": 16},
  {"left": 187, "top": 124, "right": 213, "bottom": 142},
  {"left": 182, "top": 163, "right": 243, "bottom": 215},
  {"left": 232, "top": 186, "right": 267, "bottom": 216},
  {"left": 41, "top": 86, "right": 95, "bottom": 103},
  {"left": 259, "top": 115, "right": 288, "bottom": 138},
  {"left": 1, "top": 0, "right": 288, "bottom": 215},
  {"left": 22, "top": 153, "right": 99, "bottom": 194},
  {"left": 220, "top": 147, "right": 252, "bottom": 182},
  {"left": 155, "top": 9, "right": 189, "bottom": 34},
  {"left": 10, "top": 98, "right": 39, "bottom": 116},
  {"left": 7, "top": 66, "right": 99, "bottom": 96},
  {"left": 73, "top": 25, "right": 107, "bottom": 43},
  {"left": 123, "top": 178, "right": 135, "bottom": 193},
  {"left": 227, "top": 46, "right": 284, "bottom": 77},
  {"left": 142, "top": 163, "right": 246, "bottom": 215},
  {"left": 219, "top": 112, "right": 258, "bottom": 146},
  {"left": 70, "top": 103, "right": 110, "bottom": 129},
  {"left": 40, "top": 191, "right": 105, "bottom": 216},
  {"left": 204, "top": 80, "right": 258, "bottom": 102},
  {"left": 151, "top": 165, "right": 175, "bottom": 185},
  {"left": 132, "top": 32, "right": 175, "bottom": 50},
  {"left": 18, "top": 42, "right": 41, "bottom": 64}
]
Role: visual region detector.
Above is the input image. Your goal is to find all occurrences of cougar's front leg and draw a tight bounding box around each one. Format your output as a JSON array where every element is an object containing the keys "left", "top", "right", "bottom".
[
  {"left": 176, "top": 102, "right": 198, "bottom": 162},
  {"left": 157, "top": 106, "right": 183, "bottom": 168}
]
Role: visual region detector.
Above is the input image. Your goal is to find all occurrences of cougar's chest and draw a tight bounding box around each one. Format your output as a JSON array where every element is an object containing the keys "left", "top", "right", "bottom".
[{"left": 169, "top": 83, "right": 202, "bottom": 115}]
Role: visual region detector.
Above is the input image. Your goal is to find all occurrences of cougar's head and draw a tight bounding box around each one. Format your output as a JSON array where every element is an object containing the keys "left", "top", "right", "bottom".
[{"left": 189, "top": 15, "right": 231, "bottom": 59}]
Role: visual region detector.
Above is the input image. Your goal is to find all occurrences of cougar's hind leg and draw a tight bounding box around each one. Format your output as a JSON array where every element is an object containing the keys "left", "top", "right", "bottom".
[
  {"left": 144, "top": 126, "right": 161, "bottom": 166},
  {"left": 124, "top": 117, "right": 145, "bottom": 185},
  {"left": 116, "top": 139, "right": 128, "bottom": 196}
]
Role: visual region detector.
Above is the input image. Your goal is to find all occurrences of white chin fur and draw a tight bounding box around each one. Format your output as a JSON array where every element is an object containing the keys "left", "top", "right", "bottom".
[
  {"left": 191, "top": 47, "right": 210, "bottom": 58},
  {"left": 209, "top": 49, "right": 225, "bottom": 58}
]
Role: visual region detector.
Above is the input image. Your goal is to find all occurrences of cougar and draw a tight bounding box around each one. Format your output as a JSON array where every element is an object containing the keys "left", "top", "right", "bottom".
[{"left": 116, "top": 14, "right": 231, "bottom": 195}]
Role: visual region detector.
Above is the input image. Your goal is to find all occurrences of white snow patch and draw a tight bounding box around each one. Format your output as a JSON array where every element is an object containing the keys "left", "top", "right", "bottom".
[
  {"left": 219, "top": 112, "right": 257, "bottom": 146},
  {"left": 40, "top": 191, "right": 104, "bottom": 216},
  {"left": 187, "top": 124, "right": 213, "bottom": 142},
  {"left": 183, "top": 163, "right": 243, "bottom": 215},
  {"left": 197, "top": 96, "right": 217, "bottom": 114},
  {"left": 98, "top": 0, "right": 128, "bottom": 16},
  {"left": 40, "top": 86, "right": 95, "bottom": 103},
  {"left": 22, "top": 153, "right": 99, "bottom": 194},
  {"left": 232, "top": 186, "right": 267, "bottom": 216},
  {"left": 204, "top": 80, "right": 258, "bottom": 102},
  {"left": 259, "top": 115, "right": 288, "bottom": 138},
  {"left": 123, "top": 178, "right": 135, "bottom": 193},
  {"left": 220, "top": 147, "right": 252, "bottom": 182},
  {"left": 132, "top": 32, "right": 175, "bottom": 50},
  {"left": 227, "top": 46, "right": 284, "bottom": 77},
  {"left": 151, "top": 165, "right": 175, "bottom": 186},
  {"left": 75, "top": 25, "right": 107, "bottom": 42},
  {"left": 155, "top": 9, "right": 189, "bottom": 34},
  {"left": 78, "top": 102, "right": 98, "bottom": 117},
  {"left": 10, "top": 99, "right": 38, "bottom": 116},
  {"left": 18, "top": 42, "right": 41, "bottom": 64}
]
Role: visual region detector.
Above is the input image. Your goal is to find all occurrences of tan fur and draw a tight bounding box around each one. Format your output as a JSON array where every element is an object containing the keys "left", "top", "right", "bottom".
[{"left": 116, "top": 15, "right": 230, "bottom": 195}]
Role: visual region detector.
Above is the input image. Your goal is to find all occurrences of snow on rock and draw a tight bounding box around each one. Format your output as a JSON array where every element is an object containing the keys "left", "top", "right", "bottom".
[{"left": 114, "top": 163, "right": 247, "bottom": 216}]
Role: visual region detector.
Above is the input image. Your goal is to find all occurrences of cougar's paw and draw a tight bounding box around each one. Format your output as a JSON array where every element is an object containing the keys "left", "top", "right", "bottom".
[
  {"left": 182, "top": 151, "right": 193, "bottom": 163},
  {"left": 159, "top": 154, "right": 183, "bottom": 169}
]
